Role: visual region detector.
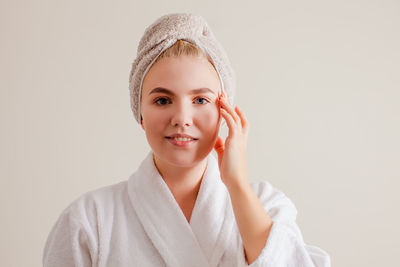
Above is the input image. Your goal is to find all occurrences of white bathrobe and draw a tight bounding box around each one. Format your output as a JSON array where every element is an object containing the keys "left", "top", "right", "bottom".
[{"left": 43, "top": 151, "right": 331, "bottom": 267}]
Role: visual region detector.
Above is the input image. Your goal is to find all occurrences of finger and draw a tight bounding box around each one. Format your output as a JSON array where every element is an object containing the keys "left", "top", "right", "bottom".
[
  {"left": 214, "top": 136, "right": 224, "bottom": 153},
  {"left": 220, "top": 108, "right": 236, "bottom": 136},
  {"left": 214, "top": 136, "right": 224, "bottom": 166},
  {"left": 219, "top": 93, "right": 240, "bottom": 124},
  {"left": 221, "top": 93, "right": 240, "bottom": 123},
  {"left": 235, "top": 106, "right": 249, "bottom": 134}
]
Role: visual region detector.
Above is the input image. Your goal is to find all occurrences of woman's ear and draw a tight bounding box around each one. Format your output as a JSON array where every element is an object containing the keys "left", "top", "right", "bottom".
[{"left": 140, "top": 115, "right": 145, "bottom": 130}]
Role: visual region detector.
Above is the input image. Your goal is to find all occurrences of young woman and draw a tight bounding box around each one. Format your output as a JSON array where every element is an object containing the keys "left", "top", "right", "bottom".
[{"left": 43, "top": 13, "right": 331, "bottom": 267}]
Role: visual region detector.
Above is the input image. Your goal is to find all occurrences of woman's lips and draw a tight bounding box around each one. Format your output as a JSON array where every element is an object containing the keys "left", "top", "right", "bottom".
[{"left": 166, "top": 137, "right": 198, "bottom": 147}]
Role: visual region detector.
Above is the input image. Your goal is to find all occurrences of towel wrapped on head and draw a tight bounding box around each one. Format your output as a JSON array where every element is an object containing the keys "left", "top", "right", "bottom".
[{"left": 128, "top": 12, "right": 236, "bottom": 124}]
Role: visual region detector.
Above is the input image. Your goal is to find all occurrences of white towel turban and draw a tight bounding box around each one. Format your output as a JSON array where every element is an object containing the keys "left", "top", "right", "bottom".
[{"left": 128, "top": 12, "right": 236, "bottom": 124}]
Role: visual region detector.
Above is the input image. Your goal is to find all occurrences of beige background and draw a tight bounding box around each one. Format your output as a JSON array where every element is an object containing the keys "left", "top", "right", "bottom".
[{"left": 1, "top": 0, "right": 399, "bottom": 266}]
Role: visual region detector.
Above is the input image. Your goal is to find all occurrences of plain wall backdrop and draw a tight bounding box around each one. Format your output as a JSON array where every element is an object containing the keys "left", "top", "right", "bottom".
[{"left": 1, "top": 0, "right": 399, "bottom": 266}]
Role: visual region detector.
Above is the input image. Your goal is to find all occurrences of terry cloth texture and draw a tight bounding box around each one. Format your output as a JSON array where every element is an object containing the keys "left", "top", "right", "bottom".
[
  {"left": 43, "top": 150, "right": 332, "bottom": 266},
  {"left": 128, "top": 12, "right": 237, "bottom": 123}
]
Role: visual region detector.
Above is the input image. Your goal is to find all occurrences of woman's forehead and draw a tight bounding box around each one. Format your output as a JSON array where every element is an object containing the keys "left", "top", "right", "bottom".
[{"left": 142, "top": 55, "right": 222, "bottom": 95}]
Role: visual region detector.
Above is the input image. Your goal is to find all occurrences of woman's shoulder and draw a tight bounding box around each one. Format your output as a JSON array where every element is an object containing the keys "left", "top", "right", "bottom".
[
  {"left": 249, "top": 180, "right": 298, "bottom": 223},
  {"left": 43, "top": 180, "right": 130, "bottom": 265},
  {"left": 60, "top": 180, "right": 129, "bottom": 224}
]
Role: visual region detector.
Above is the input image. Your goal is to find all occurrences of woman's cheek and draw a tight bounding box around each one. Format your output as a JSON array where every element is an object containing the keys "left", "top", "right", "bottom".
[
  {"left": 142, "top": 107, "right": 165, "bottom": 130},
  {"left": 148, "top": 111, "right": 168, "bottom": 127},
  {"left": 200, "top": 105, "right": 219, "bottom": 123},
  {"left": 199, "top": 107, "right": 220, "bottom": 136}
]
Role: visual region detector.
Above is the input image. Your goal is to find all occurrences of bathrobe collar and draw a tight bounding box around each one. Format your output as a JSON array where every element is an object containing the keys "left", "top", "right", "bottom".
[{"left": 128, "top": 150, "right": 235, "bottom": 267}]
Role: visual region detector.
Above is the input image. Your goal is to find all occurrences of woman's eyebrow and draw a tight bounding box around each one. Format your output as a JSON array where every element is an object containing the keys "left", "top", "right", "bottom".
[{"left": 148, "top": 87, "right": 216, "bottom": 96}]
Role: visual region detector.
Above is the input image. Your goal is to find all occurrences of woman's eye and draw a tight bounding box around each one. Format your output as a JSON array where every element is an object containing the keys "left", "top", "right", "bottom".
[
  {"left": 154, "top": 97, "right": 171, "bottom": 105},
  {"left": 194, "top": 97, "right": 210, "bottom": 105}
]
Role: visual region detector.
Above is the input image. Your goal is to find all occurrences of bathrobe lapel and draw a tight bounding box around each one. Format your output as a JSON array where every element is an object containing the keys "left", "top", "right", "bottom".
[{"left": 128, "top": 151, "right": 235, "bottom": 267}]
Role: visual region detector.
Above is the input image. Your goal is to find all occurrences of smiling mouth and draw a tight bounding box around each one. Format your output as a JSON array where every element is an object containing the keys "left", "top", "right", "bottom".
[
  {"left": 165, "top": 137, "right": 198, "bottom": 147},
  {"left": 166, "top": 137, "right": 198, "bottom": 141}
]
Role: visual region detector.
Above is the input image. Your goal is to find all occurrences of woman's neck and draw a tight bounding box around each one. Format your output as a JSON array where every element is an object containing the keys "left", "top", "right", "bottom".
[{"left": 152, "top": 154, "right": 208, "bottom": 201}]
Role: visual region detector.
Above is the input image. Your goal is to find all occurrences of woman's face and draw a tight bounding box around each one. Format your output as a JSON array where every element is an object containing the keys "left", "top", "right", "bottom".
[{"left": 140, "top": 55, "right": 222, "bottom": 167}]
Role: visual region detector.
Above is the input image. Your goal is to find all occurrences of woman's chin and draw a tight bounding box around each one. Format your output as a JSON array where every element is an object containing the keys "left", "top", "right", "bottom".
[
  {"left": 155, "top": 150, "right": 204, "bottom": 168},
  {"left": 166, "top": 154, "right": 201, "bottom": 167}
]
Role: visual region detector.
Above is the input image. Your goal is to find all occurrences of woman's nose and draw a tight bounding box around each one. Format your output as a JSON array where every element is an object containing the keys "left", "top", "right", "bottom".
[{"left": 170, "top": 103, "right": 193, "bottom": 127}]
